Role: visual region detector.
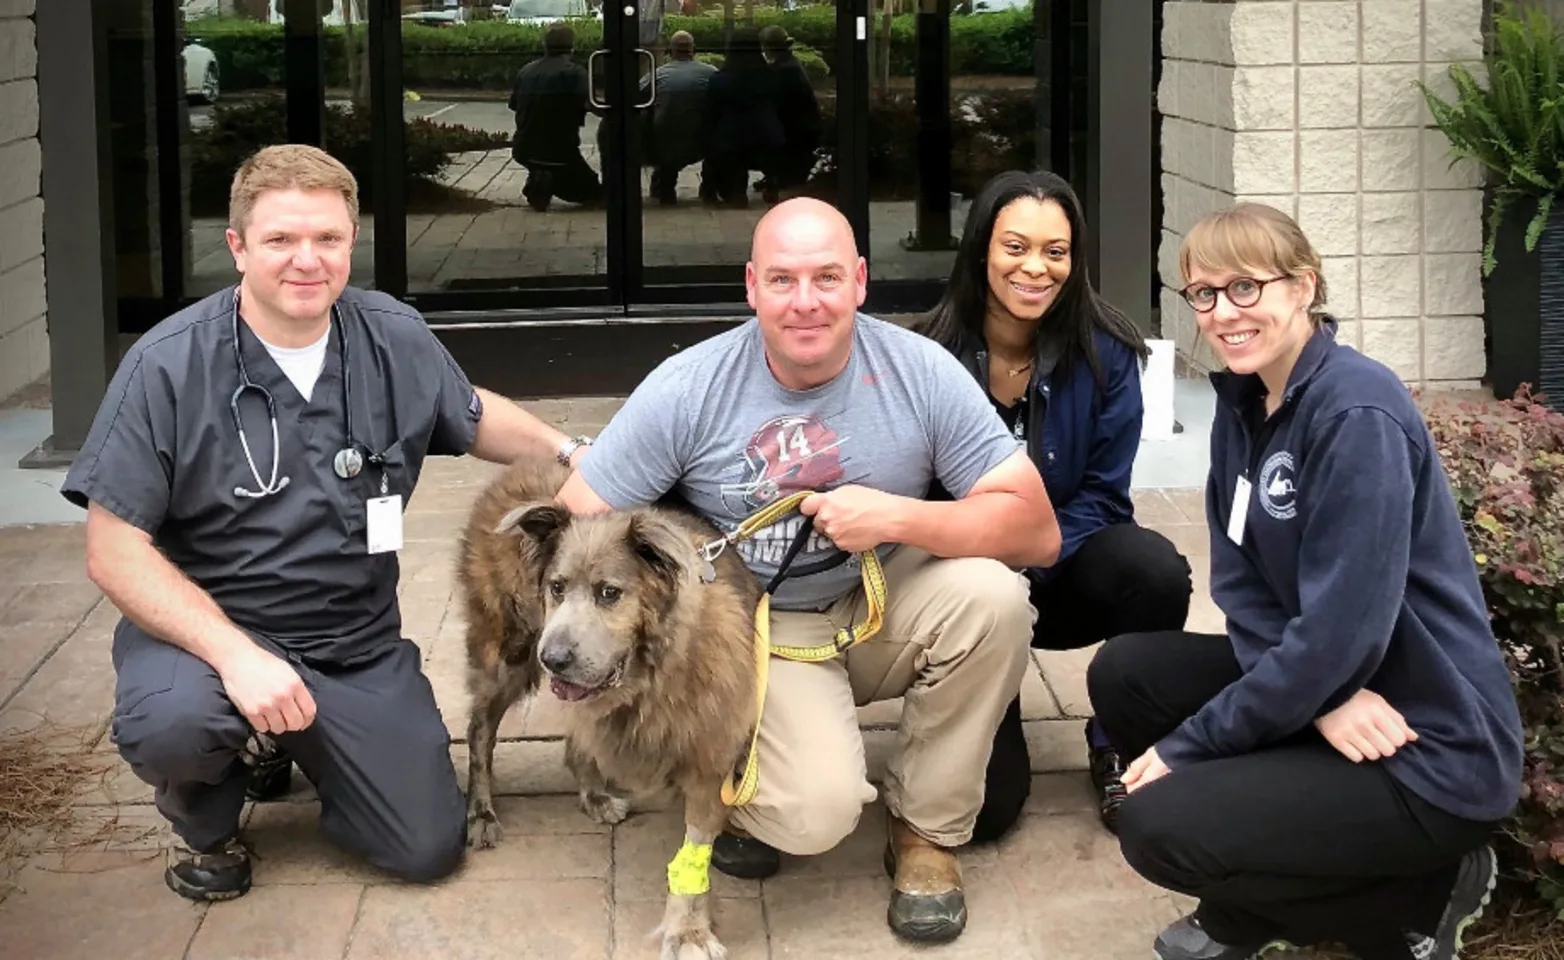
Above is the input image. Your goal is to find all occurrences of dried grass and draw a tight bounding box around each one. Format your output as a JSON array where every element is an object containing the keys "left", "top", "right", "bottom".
[
  {"left": 1283, "top": 879, "right": 1562, "bottom": 960},
  {"left": 0, "top": 724, "right": 144, "bottom": 901},
  {"left": 1464, "top": 885, "right": 1564, "bottom": 960}
]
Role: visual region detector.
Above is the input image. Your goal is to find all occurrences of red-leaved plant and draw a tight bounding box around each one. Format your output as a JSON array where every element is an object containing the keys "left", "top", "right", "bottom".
[{"left": 1422, "top": 384, "right": 1564, "bottom": 916}]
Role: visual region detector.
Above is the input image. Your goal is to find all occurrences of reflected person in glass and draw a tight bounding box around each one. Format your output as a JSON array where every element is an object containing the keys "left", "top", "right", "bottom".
[{"left": 507, "top": 23, "right": 603, "bottom": 212}]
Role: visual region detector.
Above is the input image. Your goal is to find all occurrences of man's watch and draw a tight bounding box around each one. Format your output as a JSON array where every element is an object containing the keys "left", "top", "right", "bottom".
[{"left": 557, "top": 435, "right": 593, "bottom": 466}]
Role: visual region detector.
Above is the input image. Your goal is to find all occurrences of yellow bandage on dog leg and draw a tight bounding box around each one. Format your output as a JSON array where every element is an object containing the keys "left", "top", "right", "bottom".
[{"left": 667, "top": 839, "right": 714, "bottom": 896}]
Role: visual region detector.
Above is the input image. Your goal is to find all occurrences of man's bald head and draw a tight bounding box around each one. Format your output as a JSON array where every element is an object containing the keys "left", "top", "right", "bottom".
[
  {"left": 669, "top": 30, "right": 696, "bottom": 59},
  {"left": 750, "top": 197, "right": 857, "bottom": 266}
]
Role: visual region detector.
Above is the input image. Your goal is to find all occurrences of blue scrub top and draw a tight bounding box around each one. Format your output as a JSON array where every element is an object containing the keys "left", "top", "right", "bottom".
[{"left": 61, "top": 285, "right": 485, "bottom": 665}]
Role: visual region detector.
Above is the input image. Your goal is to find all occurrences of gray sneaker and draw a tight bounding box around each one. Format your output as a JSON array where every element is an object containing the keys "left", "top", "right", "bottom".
[
  {"left": 1154, "top": 914, "right": 1293, "bottom": 960},
  {"left": 1405, "top": 845, "right": 1497, "bottom": 960},
  {"left": 164, "top": 836, "right": 252, "bottom": 902}
]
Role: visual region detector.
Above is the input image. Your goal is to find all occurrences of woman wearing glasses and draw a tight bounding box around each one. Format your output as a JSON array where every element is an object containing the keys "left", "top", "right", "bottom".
[
  {"left": 1087, "top": 202, "right": 1523, "bottom": 960},
  {"left": 915, "top": 169, "right": 1194, "bottom": 842}
]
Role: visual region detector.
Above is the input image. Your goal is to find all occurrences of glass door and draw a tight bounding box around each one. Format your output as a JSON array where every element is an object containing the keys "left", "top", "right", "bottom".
[
  {"left": 623, "top": 2, "right": 846, "bottom": 304},
  {"left": 389, "top": 0, "right": 628, "bottom": 309},
  {"left": 375, "top": 0, "right": 861, "bottom": 314}
]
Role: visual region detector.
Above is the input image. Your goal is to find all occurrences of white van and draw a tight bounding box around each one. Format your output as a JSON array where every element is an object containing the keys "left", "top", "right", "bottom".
[
  {"left": 266, "top": 0, "right": 365, "bottom": 26},
  {"left": 506, "top": 0, "right": 596, "bottom": 25}
]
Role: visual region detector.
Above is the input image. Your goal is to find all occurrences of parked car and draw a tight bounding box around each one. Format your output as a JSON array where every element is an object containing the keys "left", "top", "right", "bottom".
[
  {"left": 506, "top": 0, "right": 597, "bottom": 25},
  {"left": 404, "top": 8, "right": 467, "bottom": 25},
  {"left": 182, "top": 38, "right": 220, "bottom": 103},
  {"left": 266, "top": 0, "right": 362, "bottom": 25},
  {"left": 956, "top": 0, "right": 1029, "bottom": 12}
]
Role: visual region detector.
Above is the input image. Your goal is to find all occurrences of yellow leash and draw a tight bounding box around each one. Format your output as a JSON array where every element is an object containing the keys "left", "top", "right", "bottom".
[{"left": 706, "top": 490, "right": 889, "bottom": 808}]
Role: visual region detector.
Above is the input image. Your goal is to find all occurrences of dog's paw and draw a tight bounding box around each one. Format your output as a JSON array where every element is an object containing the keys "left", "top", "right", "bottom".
[
  {"left": 579, "top": 790, "right": 631, "bottom": 825},
  {"left": 466, "top": 803, "right": 504, "bottom": 849},
  {"left": 657, "top": 929, "right": 728, "bottom": 960},
  {"left": 654, "top": 893, "right": 725, "bottom": 960}
]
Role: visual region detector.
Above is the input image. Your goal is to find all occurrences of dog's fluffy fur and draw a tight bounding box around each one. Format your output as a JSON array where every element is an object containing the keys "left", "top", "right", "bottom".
[{"left": 457, "top": 454, "right": 762, "bottom": 959}]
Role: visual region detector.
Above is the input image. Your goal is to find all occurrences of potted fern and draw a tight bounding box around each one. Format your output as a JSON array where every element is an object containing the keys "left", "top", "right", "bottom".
[{"left": 1420, "top": 1, "right": 1564, "bottom": 406}]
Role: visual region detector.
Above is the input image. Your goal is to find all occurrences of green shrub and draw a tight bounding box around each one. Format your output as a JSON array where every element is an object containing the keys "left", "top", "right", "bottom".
[
  {"left": 789, "top": 45, "right": 831, "bottom": 85},
  {"left": 807, "top": 88, "right": 1035, "bottom": 200},
  {"left": 693, "top": 44, "right": 830, "bottom": 84},
  {"left": 1422, "top": 384, "right": 1564, "bottom": 915},
  {"left": 186, "top": 94, "right": 509, "bottom": 217},
  {"left": 1420, "top": 1, "right": 1564, "bottom": 275},
  {"left": 185, "top": 8, "right": 1033, "bottom": 92}
]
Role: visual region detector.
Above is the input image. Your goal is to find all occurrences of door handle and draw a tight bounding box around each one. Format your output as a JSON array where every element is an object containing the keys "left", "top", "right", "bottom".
[
  {"left": 635, "top": 48, "right": 655, "bottom": 109},
  {"left": 587, "top": 48, "right": 610, "bottom": 110}
]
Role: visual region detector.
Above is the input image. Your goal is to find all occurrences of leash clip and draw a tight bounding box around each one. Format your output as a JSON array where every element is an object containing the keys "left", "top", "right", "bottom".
[
  {"left": 699, "top": 537, "right": 730, "bottom": 563},
  {"left": 697, "top": 535, "right": 735, "bottom": 584}
]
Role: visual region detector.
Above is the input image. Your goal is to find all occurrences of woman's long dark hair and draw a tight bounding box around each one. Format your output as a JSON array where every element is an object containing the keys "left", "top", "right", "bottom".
[{"left": 915, "top": 170, "right": 1149, "bottom": 388}]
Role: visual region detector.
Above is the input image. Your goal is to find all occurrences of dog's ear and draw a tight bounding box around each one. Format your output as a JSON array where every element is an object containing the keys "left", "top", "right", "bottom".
[
  {"left": 494, "top": 502, "right": 571, "bottom": 546},
  {"left": 626, "top": 512, "right": 692, "bottom": 589}
]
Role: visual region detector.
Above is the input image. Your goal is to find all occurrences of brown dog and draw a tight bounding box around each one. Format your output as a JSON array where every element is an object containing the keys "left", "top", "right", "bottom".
[{"left": 456, "top": 455, "right": 762, "bottom": 959}]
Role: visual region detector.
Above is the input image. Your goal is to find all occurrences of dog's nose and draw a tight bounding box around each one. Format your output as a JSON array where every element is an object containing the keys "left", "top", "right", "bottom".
[{"left": 540, "top": 645, "right": 575, "bottom": 673}]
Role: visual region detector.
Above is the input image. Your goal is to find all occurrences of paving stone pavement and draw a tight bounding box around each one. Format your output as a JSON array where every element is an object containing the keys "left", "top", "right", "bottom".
[{"left": 0, "top": 397, "right": 1242, "bottom": 960}]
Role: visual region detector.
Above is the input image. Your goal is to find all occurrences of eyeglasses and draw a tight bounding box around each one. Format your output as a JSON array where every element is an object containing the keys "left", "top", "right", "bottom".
[{"left": 1179, "top": 275, "right": 1293, "bottom": 313}]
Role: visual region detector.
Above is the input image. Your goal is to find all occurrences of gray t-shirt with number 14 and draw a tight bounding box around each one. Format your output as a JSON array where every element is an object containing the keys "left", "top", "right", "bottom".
[{"left": 577, "top": 313, "right": 1021, "bottom": 611}]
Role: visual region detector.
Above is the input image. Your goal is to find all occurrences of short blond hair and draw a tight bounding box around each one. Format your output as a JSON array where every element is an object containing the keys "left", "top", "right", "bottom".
[
  {"left": 1179, "top": 203, "right": 1328, "bottom": 315},
  {"left": 228, "top": 144, "right": 360, "bottom": 235}
]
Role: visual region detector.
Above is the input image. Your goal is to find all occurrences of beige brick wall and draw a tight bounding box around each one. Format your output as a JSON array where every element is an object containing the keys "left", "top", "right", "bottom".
[
  {"left": 0, "top": 0, "right": 44, "bottom": 402},
  {"left": 1158, "top": 0, "right": 1488, "bottom": 387}
]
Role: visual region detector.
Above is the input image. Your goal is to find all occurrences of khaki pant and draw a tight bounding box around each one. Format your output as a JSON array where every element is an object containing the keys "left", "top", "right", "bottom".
[{"left": 727, "top": 546, "right": 1035, "bottom": 853}]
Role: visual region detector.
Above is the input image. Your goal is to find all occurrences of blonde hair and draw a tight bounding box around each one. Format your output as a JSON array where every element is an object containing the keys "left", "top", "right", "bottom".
[
  {"left": 228, "top": 144, "right": 360, "bottom": 235},
  {"left": 1179, "top": 203, "right": 1328, "bottom": 316}
]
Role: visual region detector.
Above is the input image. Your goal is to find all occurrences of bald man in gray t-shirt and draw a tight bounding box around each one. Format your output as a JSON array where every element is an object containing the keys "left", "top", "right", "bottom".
[{"left": 558, "top": 198, "right": 1060, "bottom": 948}]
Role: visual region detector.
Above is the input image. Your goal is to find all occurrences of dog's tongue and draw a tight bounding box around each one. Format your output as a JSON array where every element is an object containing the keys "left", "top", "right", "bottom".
[{"left": 549, "top": 676, "right": 594, "bottom": 702}]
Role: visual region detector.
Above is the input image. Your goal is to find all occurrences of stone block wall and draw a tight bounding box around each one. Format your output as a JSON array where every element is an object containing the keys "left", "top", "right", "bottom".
[
  {"left": 1157, "top": 0, "right": 1489, "bottom": 387},
  {"left": 0, "top": 0, "right": 44, "bottom": 402}
]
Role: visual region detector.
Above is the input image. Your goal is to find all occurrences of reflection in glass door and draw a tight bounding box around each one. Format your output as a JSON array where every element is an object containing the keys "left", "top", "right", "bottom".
[
  {"left": 398, "top": 2, "right": 617, "bottom": 301},
  {"left": 866, "top": 0, "right": 1038, "bottom": 282},
  {"left": 632, "top": 3, "right": 841, "bottom": 291}
]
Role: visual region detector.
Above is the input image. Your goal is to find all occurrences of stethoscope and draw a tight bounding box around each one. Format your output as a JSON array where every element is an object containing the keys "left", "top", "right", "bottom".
[{"left": 230, "top": 289, "right": 370, "bottom": 499}]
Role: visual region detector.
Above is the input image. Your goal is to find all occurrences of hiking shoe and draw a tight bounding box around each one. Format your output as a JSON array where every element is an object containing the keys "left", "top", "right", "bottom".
[
  {"left": 883, "top": 815, "right": 967, "bottom": 943},
  {"left": 164, "top": 836, "right": 252, "bottom": 902},
  {"left": 1154, "top": 914, "right": 1292, "bottom": 960},
  {"left": 1405, "top": 844, "right": 1498, "bottom": 960},
  {"left": 1086, "top": 721, "right": 1128, "bottom": 835},
  {"left": 242, "top": 732, "right": 293, "bottom": 802},
  {"left": 710, "top": 828, "right": 781, "bottom": 880}
]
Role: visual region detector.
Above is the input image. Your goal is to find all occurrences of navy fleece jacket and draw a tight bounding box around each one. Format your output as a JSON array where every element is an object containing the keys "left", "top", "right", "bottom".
[
  {"left": 1158, "top": 320, "right": 1524, "bottom": 823},
  {"left": 950, "top": 329, "right": 1142, "bottom": 579}
]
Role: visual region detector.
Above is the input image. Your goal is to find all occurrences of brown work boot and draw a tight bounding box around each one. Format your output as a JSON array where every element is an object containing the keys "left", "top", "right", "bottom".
[{"left": 882, "top": 815, "right": 967, "bottom": 943}]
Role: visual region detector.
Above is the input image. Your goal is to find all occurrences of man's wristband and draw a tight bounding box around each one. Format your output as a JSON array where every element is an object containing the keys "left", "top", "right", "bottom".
[{"left": 557, "top": 435, "right": 593, "bottom": 466}]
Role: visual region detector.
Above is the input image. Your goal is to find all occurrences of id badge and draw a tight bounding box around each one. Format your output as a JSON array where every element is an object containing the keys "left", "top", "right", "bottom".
[
  {"left": 367, "top": 495, "right": 404, "bottom": 554},
  {"left": 1227, "top": 476, "right": 1251, "bottom": 546}
]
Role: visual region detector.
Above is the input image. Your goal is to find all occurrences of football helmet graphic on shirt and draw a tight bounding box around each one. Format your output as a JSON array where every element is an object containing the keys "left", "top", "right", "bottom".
[{"left": 719, "top": 413, "right": 847, "bottom": 512}]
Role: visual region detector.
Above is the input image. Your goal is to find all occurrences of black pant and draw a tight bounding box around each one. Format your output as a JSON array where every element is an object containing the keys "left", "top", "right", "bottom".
[
  {"left": 109, "top": 620, "right": 466, "bottom": 882},
  {"left": 972, "top": 522, "right": 1192, "bottom": 842},
  {"left": 1087, "top": 631, "right": 1496, "bottom": 959},
  {"left": 521, "top": 153, "right": 603, "bottom": 208}
]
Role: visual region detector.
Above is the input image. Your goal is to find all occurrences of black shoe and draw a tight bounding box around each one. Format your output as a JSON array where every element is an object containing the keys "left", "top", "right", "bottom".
[
  {"left": 710, "top": 829, "right": 780, "bottom": 880},
  {"left": 243, "top": 733, "right": 293, "bottom": 802},
  {"left": 1085, "top": 720, "right": 1128, "bottom": 834},
  {"left": 1405, "top": 845, "right": 1497, "bottom": 960},
  {"left": 164, "top": 836, "right": 252, "bottom": 902},
  {"left": 1153, "top": 914, "right": 1292, "bottom": 960}
]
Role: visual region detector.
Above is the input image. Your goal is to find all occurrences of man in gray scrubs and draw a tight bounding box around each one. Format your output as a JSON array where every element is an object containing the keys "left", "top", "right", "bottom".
[{"left": 60, "top": 145, "right": 593, "bottom": 902}]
